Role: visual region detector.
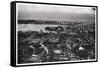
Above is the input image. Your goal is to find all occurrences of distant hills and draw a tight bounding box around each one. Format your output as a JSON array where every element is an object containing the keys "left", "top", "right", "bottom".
[{"left": 18, "top": 20, "right": 94, "bottom": 25}]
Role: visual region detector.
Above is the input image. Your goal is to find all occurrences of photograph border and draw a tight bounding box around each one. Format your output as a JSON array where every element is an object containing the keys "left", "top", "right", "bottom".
[{"left": 11, "top": 1, "right": 98, "bottom": 67}]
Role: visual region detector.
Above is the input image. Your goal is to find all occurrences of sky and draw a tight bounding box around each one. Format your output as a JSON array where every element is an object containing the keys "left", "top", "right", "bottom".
[{"left": 17, "top": 3, "right": 96, "bottom": 22}]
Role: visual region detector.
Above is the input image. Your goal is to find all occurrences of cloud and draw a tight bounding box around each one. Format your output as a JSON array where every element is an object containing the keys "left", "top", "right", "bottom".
[{"left": 17, "top": 3, "right": 95, "bottom": 22}]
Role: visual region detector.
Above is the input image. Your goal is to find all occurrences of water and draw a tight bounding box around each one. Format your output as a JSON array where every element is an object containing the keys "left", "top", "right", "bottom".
[{"left": 18, "top": 24, "right": 59, "bottom": 32}]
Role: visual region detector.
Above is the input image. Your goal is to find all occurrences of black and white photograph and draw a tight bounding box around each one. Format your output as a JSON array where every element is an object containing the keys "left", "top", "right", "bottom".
[{"left": 11, "top": 1, "right": 98, "bottom": 66}]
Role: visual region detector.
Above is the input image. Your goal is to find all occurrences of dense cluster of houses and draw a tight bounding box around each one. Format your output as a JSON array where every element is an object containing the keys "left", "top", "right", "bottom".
[{"left": 18, "top": 23, "right": 95, "bottom": 64}]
